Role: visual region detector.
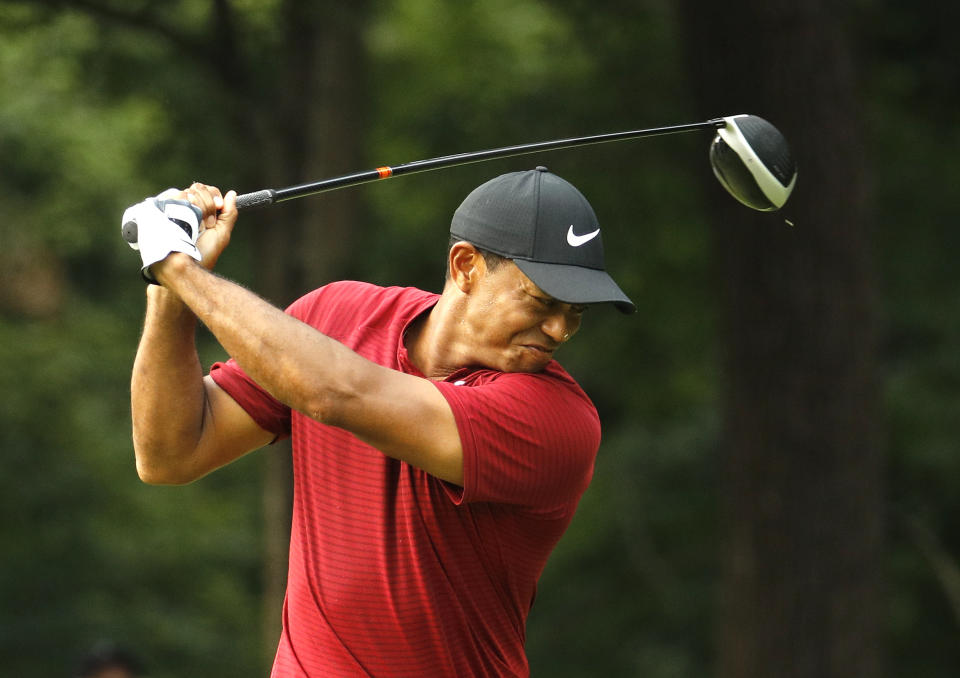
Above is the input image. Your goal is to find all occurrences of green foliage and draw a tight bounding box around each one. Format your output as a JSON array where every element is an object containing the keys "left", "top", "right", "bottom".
[
  {"left": 860, "top": 2, "right": 960, "bottom": 672},
  {"left": 0, "top": 304, "right": 262, "bottom": 677},
  {"left": 0, "top": 0, "right": 958, "bottom": 676},
  {"left": 0, "top": 4, "right": 263, "bottom": 676},
  {"left": 360, "top": 0, "right": 595, "bottom": 291}
]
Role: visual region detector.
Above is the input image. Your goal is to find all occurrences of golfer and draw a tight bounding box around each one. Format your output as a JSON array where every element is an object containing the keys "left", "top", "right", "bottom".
[{"left": 127, "top": 166, "right": 633, "bottom": 677}]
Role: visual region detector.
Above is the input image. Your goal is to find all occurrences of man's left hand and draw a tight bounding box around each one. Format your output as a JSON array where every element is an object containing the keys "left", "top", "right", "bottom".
[{"left": 122, "top": 190, "right": 203, "bottom": 283}]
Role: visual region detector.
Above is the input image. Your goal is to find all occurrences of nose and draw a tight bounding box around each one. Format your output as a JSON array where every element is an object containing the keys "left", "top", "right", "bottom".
[{"left": 541, "top": 309, "right": 581, "bottom": 345}]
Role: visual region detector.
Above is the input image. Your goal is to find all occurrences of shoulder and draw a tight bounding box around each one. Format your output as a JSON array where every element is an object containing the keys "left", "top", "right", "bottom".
[
  {"left": 438, "top": 362, "right": 600, "bottom": 441},
  {"left": 451, "top": 362, "right": 595, "bottom": 412},
  {"left": 287, "top": 281, "right": 438, "bottom": 327},
  {"left": 286, "top": 280, "right": 421, "bottom": 312},
  {"left": 436, "top": 363, "right": 601, "bottom": 508},
  {"left": 502, "top": 364, "right": 599, "bottom": 433}
]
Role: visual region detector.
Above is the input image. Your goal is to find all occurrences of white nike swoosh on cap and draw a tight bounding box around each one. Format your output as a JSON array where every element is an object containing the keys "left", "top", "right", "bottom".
[{"left": 566, "top": 225, "right": 601, "bottom": 247}]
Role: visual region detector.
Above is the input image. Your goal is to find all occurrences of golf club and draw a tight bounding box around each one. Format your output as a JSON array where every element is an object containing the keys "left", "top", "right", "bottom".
[
  {"left": 122, "top": 115, "right": 796, "bottom": 245},
  {"left": 235, "top": 115, "right": 795, "bottom": 212}
]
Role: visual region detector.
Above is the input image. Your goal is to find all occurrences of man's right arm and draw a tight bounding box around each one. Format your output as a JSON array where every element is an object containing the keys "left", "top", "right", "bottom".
[{"left": 131, "top": 284, "right": 274, "bottom": 485}]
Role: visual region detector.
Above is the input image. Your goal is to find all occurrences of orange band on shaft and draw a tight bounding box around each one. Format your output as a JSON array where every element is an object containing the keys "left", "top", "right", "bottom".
[{"left": 377, "top": 167, "right": 393, "bottom": 179}]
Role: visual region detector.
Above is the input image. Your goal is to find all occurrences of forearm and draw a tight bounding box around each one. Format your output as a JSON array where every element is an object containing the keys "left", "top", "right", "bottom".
[
  {"left": 125, "top": 184, "right": 461, "bottom": 484},
  {"left": 131, "top": 284, "right": 208, "bottom": 482},
  {"left": 152, "top": 254, "right": 462, "bottom": 484},
  {"left": 154, "top": 254, "right": 353, "bottom": 422}
]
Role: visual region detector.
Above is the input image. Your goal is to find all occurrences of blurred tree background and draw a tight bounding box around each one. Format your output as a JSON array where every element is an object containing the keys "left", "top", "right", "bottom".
[{"left": 0, "top": 0, "right": 957, "bottom": 676}]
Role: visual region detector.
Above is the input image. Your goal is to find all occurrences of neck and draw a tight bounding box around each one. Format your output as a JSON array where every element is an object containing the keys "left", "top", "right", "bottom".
[{"left": 406, "top": 286, "right": 472, "bottom": 380}]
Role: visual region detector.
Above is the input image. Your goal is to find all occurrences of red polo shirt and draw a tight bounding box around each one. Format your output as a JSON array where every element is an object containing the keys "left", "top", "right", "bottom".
[{"left": 210, "top": 281, "right": 600, "bottom": 677}]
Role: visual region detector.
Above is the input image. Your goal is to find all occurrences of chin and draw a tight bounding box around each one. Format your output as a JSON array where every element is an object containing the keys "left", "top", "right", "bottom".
[{"left": 503, "top": 352, "right": 551, "bottom": 374}]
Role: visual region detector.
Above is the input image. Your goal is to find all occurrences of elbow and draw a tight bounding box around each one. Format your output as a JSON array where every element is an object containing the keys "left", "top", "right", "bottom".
[
  {"left": 301, "top": 386, "right": 342, "bottom": 427},
  {"left": 136, "top": 462, "right": 183, "bottom": 486},
  {"left": 133, "top": 442, "right": 198, "bottom": 486}
]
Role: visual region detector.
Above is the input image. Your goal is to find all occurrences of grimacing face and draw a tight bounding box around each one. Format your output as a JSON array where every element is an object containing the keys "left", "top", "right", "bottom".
[{"left": 463, "top": 260, "right": 585, "bottom": 373}]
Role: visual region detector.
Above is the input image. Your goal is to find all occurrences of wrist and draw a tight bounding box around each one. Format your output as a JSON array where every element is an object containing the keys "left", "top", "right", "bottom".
[
  {"left": 145, "top": 274, "right": 195, "bottom": 322},
  {"left": 151, "top": 252, "right": 199, "bottom": 288}
]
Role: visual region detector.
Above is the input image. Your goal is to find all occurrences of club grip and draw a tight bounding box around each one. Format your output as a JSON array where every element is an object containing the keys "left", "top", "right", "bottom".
[
  {"left": 235, "top": 189, "right": 277, "bottom": 211},
  {"left": 122, "top": 220, "right": 139, "bottom": 245}
]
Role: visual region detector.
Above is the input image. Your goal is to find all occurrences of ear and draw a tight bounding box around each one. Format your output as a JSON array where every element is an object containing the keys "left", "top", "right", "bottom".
[{"left": 448, "top": 241, "right": 486, "bottom": 293}]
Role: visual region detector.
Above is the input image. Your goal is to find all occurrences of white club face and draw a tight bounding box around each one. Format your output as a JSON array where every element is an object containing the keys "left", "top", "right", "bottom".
[{"left": 712, "top": 115, "right": 797, "bottom": 211}]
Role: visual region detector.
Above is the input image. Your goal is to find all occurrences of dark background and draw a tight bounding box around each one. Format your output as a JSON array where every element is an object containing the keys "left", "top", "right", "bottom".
[{"left": 1, "top": 1, "right": 957, "bottom": 676}]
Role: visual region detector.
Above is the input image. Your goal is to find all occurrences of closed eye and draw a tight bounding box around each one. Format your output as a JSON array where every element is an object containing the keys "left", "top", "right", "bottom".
[{"left": 532, "top": 294, "right": 587, "bottom": 315}]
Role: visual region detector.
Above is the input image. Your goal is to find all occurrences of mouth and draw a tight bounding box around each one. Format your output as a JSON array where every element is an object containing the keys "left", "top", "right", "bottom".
[{"left": 521, "top": 343, "right": 556, "bottom": 357}]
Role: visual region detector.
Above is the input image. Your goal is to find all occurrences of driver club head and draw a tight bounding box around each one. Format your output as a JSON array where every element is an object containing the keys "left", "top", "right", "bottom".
[{"left": 710, "top": 115, "right": 797, "bottom": 211}]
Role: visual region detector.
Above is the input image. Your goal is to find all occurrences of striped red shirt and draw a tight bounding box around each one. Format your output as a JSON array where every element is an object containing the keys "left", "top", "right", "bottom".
[{"left": 210, "top": 281, "right": 601, "bottom": 677}]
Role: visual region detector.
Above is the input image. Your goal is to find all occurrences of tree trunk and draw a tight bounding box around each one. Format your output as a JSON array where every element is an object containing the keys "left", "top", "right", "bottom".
[
  {"left": 249, "top": 0, "right": 370, "bottom": 668},
  {"left": 677, "top": 3, "right": 883, "bottom": 677}
]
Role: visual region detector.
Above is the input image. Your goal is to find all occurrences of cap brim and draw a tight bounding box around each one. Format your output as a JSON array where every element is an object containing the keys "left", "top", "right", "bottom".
[{"left": 513, "top": 259, "right": 636, "bottom": 314}]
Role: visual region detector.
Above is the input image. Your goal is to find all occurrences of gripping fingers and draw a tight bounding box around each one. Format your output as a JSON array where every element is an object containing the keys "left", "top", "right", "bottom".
[
  {"left": 122, "top": 191, "right": 204, "bottom": 248},
  {"left": 120, "top": 183, "right": 234, "bottom": 282},
  {"left": 184, "top": 183, "right": 224, "bottom": 230},
  {"left": 121, "top": 195, "right": 203, "bottom": 283}
]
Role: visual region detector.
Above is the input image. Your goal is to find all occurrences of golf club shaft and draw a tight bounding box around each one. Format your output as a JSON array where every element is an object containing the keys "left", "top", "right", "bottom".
[{"left": 235, "top": 118, "right": 727, "bottom": 211}]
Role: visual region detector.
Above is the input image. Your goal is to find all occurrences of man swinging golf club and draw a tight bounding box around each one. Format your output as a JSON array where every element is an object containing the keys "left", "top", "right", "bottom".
[{"left": 126, "top": 166, "right": 633, "bottom": 677}]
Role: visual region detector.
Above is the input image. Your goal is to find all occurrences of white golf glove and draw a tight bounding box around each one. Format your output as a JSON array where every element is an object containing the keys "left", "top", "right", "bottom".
[{"left": 121, "top": 190, "right": 203, "bottom": 283}]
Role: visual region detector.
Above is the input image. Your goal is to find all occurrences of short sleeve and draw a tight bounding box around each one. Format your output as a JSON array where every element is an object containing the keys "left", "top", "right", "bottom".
[
  {"left": 434, "top": 371, "right": 600, "bottom": 512},
  {"left": 210, "top": 358, "right": 291, "bottom": 439},
  {"left": 206, "top": 289, "right": 326, "bottom": 439}
]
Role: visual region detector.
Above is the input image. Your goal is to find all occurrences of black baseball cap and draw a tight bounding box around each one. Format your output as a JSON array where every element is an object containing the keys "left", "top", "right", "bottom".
[{"left": 450, "top": 167, "right": 635, "bottom": 313}]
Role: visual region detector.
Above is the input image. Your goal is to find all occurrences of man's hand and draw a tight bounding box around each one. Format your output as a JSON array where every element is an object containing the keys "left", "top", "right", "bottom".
[
  {"left": 121, "top": 183, "right": 237, "bottom": 283},
  {"left": 180, "top": 183, "right": 238, "bottom": 271},
  {"left": 122, "top": 191, "right": 202, "bottom": 283}
]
